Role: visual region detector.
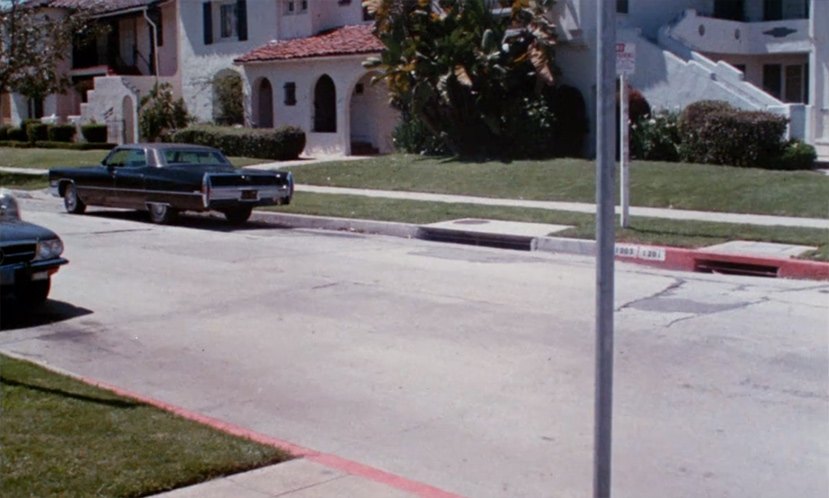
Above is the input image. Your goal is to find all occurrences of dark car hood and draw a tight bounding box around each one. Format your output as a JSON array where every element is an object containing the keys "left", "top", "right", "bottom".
[{"left": 0, "top": 219, "right": 58, "bottom": 243}]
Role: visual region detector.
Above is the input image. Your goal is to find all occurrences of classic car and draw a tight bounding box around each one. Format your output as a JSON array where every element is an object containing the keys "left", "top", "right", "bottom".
[
  {"left": 0, "top": 189, "right": 68, "bottom": 307},
  {"left": 48, "top": 143, "right": 293, "bottom": 225}
]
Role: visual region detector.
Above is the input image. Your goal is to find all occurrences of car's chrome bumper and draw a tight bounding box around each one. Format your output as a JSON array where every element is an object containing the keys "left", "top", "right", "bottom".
[{"left": 0, "top": 258, "right": 68, "bottom": 287}]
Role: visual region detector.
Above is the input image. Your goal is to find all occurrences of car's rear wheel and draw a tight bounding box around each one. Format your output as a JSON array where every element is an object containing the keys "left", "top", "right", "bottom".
[
  {"left": 18, "top": 279, "right": 50, "bottom": 307},
  {"left": 63, "top": 183, "right": 86, "bottom": 214},
  {"left": 223, "top": 206, "right": 253, "bottom": 225},
  {"left": 147, "top": 203, "right": 177, "bottom": 224}
]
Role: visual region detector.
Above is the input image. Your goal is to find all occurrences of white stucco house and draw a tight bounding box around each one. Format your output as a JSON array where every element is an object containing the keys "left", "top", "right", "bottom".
[{"left": 2, "top": 0, "right": 827, "bottom": 162}]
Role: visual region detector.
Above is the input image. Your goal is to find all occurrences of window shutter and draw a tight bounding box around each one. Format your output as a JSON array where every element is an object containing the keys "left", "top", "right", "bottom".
[
  {"left": 236, "top": 0, "right": 248, "bottom": 41},
  {"left": 203, "top": 2, "right": 213, "bottom": 45}
]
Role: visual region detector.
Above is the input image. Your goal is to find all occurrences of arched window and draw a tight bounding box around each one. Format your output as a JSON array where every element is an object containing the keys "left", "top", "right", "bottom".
[
  {"left": 257, "top": 78, "right": 273, "bottom": 128},
  {"left": 313, "top": 75, "right": 336, "bottom": 132}
]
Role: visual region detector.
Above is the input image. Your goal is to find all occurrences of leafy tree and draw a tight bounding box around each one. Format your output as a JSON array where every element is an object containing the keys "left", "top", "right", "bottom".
[
  {"left": 139, "top": 82, "right": 191, "bottom": 141},
  {"left": 363, "top": 0, "right": 559, "bottom": 158},
  {"left": 212, "top": 71, "right": 244, "bottom": 125},
  {"left": 0, "top": 0, "right": 99, "bottom": 119}
]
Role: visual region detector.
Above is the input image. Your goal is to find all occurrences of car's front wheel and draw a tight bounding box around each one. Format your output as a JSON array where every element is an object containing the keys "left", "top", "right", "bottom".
[
  {"left": 147, "top": 203, "right": 177, "bottom": 224},
  {"left": 17, "top": 279, "right": 50, "bottom": 307},
  {"left": 63, "top": 183, "right": 86, "bottom": 214},
  {"left": 223, "top": 206, "right": 253, "bottom": 225}
]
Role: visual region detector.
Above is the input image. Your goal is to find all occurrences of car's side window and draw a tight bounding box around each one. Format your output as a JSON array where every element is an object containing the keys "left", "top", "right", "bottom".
[
  {"left": 124, "top": 149, "right": 147, "bottom": 168},
  {"left": 106, "top": 149, "right": 146, "bottom": 168}
]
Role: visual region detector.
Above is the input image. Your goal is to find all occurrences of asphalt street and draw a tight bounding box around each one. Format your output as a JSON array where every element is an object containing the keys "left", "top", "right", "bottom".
[{"left": 2, "top": 194, "right": 827, "bottom": 498}]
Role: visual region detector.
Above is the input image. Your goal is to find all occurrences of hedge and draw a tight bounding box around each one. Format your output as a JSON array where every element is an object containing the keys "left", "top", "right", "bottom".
[
  {"left": 0, "top": 140, "right": 116, "bottom": 150},
  {"left": 678, "top": 100, "right": 788, "bottom": 168},
  {"left": 81, "top": 123, "right": 108, "bottom": 143},
  {"left": 6, "top": 127, "right": 27, "bottom": 142},
  {"left": 775, "top": 140, "right": 816, "bottom": 170},
  {"left": 168, "top": 125, "right": 306, "bottom": 160},
  {"left": 25, "top": 121, "right": 49, "bottom": 142},
  {"left": 48, "top": 124, "right": 77, "bottom": 142},
  {"left": 0, "top": 125, "right": 11, "bottom": 140}
]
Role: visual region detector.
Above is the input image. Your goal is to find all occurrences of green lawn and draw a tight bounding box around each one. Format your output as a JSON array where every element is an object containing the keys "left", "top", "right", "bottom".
[
  {"left": 0, "top": 354, "right": 291, "bottom": 497},
  {"left": 272, "top": 192, "right": 829, "bottom": 261},
  {"left": 284, "top": 155, "right": 829, "bottom": 219}
]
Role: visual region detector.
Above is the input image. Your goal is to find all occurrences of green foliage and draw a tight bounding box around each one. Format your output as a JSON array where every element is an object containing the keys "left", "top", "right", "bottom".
[
  {"left": 169, "top": 125, "right": 306, "bottom": 160},
  {"left": 81, "top": 123, "right": 108, "bottom": 143},
  {"left": 677, "top": 100, "right": 737, "bottom": 162},
  {"left": 212, "top": 71, "right": 244, "bottom": 125},
  {"left": 139, "top": 82, "right": 191, "bottom": 142},
  {"left": 0, "top": 140, "right": 115, "bottom": 150},
  {"left": 0, "top": 125, "right": 9, "bottom": 140},
  {"left": 0, "top": 1, "right": 104, "bottom": 114},
  {"left": 365, "top": 0, "right": 561, "bottom": 158},
  {"left": 775, "top": 140, "right": 816, "bottom": 170},
  {"left": 47, "top": 124, "right": 77, "bottom": 142},
  {"left": 24, "top": 121, "right": 48, "bottom": 142},
  {"left": 5, "top": 127, "right": 26, "bottom": 141},
  {"left": 631, "top": 110, "right": 680, "bottom": 162},
  {"left": 392, "top": 110, "right": 452, "bottom": 156}
]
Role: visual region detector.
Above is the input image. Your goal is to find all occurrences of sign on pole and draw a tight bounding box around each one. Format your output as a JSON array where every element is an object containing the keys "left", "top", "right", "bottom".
[{"left": 616, "top": 42, "right": 636, "bottom": 228}]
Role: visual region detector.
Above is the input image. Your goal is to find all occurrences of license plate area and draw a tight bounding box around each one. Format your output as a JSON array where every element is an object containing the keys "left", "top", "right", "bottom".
[{"left": 241, "top": 190, "right": 258, "bottom": 201}]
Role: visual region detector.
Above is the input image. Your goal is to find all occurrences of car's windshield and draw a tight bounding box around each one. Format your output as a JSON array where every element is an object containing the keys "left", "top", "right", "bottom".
[{"left": 162, "top": 149, "right": 230, "bottom": 167}]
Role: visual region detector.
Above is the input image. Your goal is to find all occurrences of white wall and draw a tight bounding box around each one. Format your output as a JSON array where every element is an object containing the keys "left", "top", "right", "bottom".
[
  {"left": 621, "top": 0, "right": 709, "bottom": 39},
  {"left": 243, "top": 54, "right": 397, "bottom": 156},
  {"left": 178, "top": 0, "right": 279, "bottom": 122}
]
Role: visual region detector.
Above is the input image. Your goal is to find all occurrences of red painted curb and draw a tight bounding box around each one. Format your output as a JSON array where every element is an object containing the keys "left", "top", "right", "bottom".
[
  {"left": 614, "top": 244, "right": 829, "bottom": 280},
  {"left": 72, "top": 375, "right": 466, "bottom": 498}
]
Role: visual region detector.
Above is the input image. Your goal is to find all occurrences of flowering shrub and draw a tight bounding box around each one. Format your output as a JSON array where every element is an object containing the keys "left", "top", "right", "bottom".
[{"left": 630, "top": 110, "right": 680, "bottom": 161}]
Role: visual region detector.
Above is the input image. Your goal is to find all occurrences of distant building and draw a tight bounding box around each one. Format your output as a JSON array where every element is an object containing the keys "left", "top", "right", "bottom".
[{"left": 3, "top": 0, "right": 827, "bottom": 162}]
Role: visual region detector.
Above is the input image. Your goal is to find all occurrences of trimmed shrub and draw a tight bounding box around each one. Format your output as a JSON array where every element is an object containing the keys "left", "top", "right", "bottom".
[
  {"left": 677, "top": 100, "right": 736, "bottom": 162},
  {"left": 81, "top": 123, "right": 108, "bottom": 143},
  {"left": 549, "top": 84, "right": 589, "bottom": 158},
  {"left": 678, "top": 100, "right": 788, "bottom": 167},
  {"left": 169, "top": 125, "right": 306, "bottom": 160},
  {"left": 0, "top": 140, "right": 116, "bottom": 150},
  {"left": 6, "top": 127, "right": 27, "bottom": 142},
  {"left": 392, "top": 111, "right": 451, "bottom": 156},
  {"left": 47, "top": 124, "right": 77, "bottom": 142},
  {"left": 774, "top": 140, "right": 816, "bottom": 170},
  {"left": 25, "top": 121, "right": 49, "bottom": 142},
  {"left": 0, "top": 125, "right": 9, "bottom": 140},
  {"left": 630, "top": 110, "right": 681, "bottom": 161}
]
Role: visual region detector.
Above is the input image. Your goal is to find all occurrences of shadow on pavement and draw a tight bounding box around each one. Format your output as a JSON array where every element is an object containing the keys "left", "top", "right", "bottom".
[
  {"left": 0, "top": 298, "right": 93, "bottom": 331},
  {"left": 82, "top": 208, "right": 288, "bottom": 233}
]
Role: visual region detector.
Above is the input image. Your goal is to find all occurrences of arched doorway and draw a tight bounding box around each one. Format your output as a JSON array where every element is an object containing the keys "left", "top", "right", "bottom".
[
  {"left": 313, "top": 75, "right": 336, "bottom": 132},
  {"left": 122, "top": 96, "right": 135, "bottom": 143},
  {"left": 257, "top": 78, "right": 273, "bottom": 128}
]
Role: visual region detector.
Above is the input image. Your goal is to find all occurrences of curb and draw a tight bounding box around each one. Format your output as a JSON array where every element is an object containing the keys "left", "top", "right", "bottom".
[
  {"left": 251, "top": 211, "right": 829, "bottom": 281},
  {"left": 1, "top": 351, "right": 464, "bottom": 498}
]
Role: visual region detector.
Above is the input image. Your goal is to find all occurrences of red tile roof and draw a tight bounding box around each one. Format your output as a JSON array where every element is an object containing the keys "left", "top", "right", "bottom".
[{"left": 236, "top": 25, "right": 384, "bottom": 64}]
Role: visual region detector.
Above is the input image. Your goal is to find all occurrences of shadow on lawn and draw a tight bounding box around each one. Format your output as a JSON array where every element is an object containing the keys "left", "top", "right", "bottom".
[{"left": 0, "top": 375, "right": 140, "bottom": 409}]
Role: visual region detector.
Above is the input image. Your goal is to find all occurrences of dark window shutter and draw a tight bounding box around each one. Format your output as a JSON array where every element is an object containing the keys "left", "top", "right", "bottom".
[
  {"left": 236, "top": 0, "right": 248, "bottom": 41},
  {"left": 203, "top": 2, "right": 213, "bottom": 45}
]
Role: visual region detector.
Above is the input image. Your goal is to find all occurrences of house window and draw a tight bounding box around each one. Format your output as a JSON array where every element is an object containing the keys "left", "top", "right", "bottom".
[
  {"left": 28, "top": 98, "right": 44, "bottom": 119},
  {"left": 220, "top": 3, "right": 236, "bottom": 38},
  {"left": 616, "top": 0, "right": 629, "bottom": 14},
  {"left": 284, "top": 82, "right": 297, "bottom": 106},
  {"left": 284, "top": 0, "right": 307, "bottom": 15}
]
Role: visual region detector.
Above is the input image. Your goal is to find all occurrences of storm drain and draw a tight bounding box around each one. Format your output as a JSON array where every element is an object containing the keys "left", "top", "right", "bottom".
[
  {"left": 418, "top": 219, "right": 572, "bottom": 252},
  {"left": 418, "top": 227, "right": 534, "bottom": 251},
  {"left": 694, "top": 258, "right": 779, "bottom": 278}
]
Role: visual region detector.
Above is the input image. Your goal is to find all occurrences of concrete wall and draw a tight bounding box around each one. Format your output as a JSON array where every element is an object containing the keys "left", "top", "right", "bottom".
[{"left": 243, "top": 55, "right": 397, "bottom": 156}]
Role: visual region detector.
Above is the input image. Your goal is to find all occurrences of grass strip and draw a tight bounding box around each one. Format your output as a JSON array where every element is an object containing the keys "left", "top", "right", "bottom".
[
  {"left": 271, "top": 192, "right": 829, "bottom": 261},
  {"left": 0, "top": 354, "right": 291, "bottom": 497},
  {"left": 285, "top": 155, "right": 829, "bottom": 219}
]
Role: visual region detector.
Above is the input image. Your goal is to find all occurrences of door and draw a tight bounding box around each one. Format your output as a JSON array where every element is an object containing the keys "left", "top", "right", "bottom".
[{"left": 107, "top": 147, "right": 148, "bottom": 208}]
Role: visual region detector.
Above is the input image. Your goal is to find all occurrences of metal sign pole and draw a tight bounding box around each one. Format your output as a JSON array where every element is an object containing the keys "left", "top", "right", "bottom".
[
  {"left": 594, "top": 1, "right": 616, "bottom": 497},
  {"left": 620, "top": 73, "right": 630, "bottom": 228}
]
